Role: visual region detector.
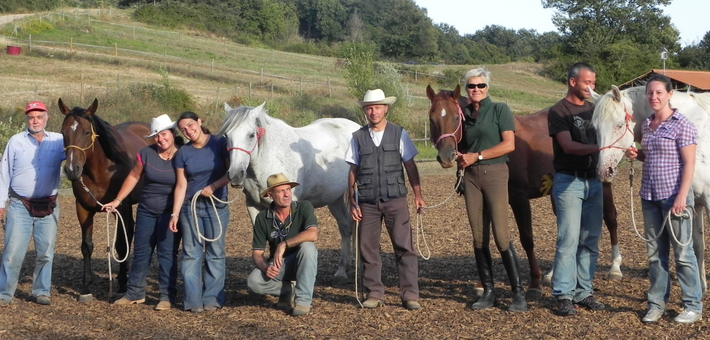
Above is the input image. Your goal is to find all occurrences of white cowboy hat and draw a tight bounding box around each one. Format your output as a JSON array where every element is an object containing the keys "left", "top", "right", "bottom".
[
  {"left": 144, "top": 114, "right": 176, "bottom": 138},
  {"left": 261, "top": 173, "right": 300, "bottom": 197},
  {"left": 355, "top": 89, "right": 397, "bottom": 107}
]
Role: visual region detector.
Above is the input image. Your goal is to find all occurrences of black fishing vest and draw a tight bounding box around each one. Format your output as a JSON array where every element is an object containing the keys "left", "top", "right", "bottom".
[{"left": 353, "top": 122, "right": 407, "bottom": 203}]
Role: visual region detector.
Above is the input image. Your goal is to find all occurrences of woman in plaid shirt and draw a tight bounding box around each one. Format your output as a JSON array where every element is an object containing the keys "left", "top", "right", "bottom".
[{"left": 625, "top": 74, "right": 702, "bottom": 324}]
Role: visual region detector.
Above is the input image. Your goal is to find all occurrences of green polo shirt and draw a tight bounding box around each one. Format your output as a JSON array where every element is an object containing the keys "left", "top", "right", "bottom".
[
  {"left": 252, "top": 200, "right": 317, "bottom": 260},
  {"left": 459, "top": 97, "right": 516, "bottom": 165}
]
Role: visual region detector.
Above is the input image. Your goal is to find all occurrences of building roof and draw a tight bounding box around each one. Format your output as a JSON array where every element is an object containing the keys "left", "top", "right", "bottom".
[{"left": 619, "top": 69, "right": 710, "bottom": 92}]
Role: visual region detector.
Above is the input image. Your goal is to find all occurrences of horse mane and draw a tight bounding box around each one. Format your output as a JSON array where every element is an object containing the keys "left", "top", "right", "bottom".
[
  {"left": 217, "top": 104, "right": 267, "bottom": 136},
  {"left": 68, "top": 107, "right": 132, "bottom": 166}
]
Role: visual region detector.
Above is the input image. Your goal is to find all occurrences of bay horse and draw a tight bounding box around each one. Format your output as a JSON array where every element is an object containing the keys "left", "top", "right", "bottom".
[
  {"left": 593, "top": 85, "right": 710, "bottom": 292},
  {"left": 218, "top": 102, "right": 361, "bottom": 285},
  {"left": 426, "top": 85, "right": 621, "bottom": 299},
  {"left": 59, "top": 98, "right": 152, "bottom": 302}
]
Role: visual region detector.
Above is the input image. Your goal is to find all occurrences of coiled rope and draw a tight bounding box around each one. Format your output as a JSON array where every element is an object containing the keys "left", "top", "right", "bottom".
[{"left": 188, "top": 189, "right": 240, "bottom": 243}]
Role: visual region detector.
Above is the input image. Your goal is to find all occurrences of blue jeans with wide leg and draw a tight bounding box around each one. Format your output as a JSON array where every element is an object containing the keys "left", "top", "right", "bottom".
[
  {"left": 0, "top": 197, "right": 59, "bottom": 302},
  {"left": 179, "top": 198, "right": 229, "bottom": 311},
  {"left": 642, "top": 192, "right": 702, "bottom": 313},
  {"left": 123, "top": 207, "right": 180, "bottom": 303},
  {"left": 246, "top": 242, "right": 318, "bottom": 307},
  {"left": 550, "top": 173, "right": 603, "bottom": 302}
]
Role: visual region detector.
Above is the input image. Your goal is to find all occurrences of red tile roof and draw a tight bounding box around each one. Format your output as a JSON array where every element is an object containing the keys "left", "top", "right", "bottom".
[{"left": 619, "top": 69, "right": 710, "bottom": 91}]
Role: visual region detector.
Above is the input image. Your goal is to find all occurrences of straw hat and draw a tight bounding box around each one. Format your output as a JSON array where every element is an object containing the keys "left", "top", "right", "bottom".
[
  {"left": 144, "top": 114, "right": 176, "bottom": 138},
  {"left": 261, "top": 173, "right": 300, "bottom": 197},
  {"left": 354, "top": 89, "right": 397, "bottom": 107}
]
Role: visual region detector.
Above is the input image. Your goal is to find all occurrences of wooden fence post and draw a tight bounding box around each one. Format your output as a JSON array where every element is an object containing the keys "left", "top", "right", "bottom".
[{"left": 249, "top": 83, "right": 252, "bottom": 100}]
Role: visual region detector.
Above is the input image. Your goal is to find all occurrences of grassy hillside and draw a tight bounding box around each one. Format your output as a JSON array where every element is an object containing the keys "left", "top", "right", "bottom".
[{"left": 0, "top": 7, "right": 566, "bottom": 156}]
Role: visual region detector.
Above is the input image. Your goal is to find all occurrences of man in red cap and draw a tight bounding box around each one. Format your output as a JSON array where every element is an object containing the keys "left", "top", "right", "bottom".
[{"left": 0, "top": 101, "right": 65, "bottom": 306}]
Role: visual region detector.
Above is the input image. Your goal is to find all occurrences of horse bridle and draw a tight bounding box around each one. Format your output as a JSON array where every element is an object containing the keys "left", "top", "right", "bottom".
[
  {"left": 226, "top": 127, "right": 266, "bottom": 154},
  {"left": 434, "top": 101, "right": 465, "bottom": 148},
  {"left": 598, "top": 105, "right": 634, "bottom": 151},
  {"left": 64, "top": 124, "right": 100, "bottom": 155}
]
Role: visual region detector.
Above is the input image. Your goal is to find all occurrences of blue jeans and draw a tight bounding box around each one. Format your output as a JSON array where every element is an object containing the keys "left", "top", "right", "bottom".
[
  {"left": 551, "top": 174, "right": 603, "bottom": 301},
  {"left": 642, "top": 193, "right": 702, "bottom": 312},
  {"left": 0, "top": 197, "right": 59, "bottom": 301},
  {"left": 123, "top": 207, "right": 180, "bottom": 302},
  {"left": 247, "top": 242, "right": 318, "bottom": 307},
  {"left": 179, "top": 198, "right": 229, "bottom": 310}
]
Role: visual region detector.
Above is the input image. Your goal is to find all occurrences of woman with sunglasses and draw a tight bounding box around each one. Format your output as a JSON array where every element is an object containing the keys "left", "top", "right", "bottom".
[{"left": 455, "top": 67, "right": 526, "bottom": 312}]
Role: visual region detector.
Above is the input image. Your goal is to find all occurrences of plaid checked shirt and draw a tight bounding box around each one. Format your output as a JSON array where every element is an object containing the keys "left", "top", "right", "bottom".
[{"left": 640, "top": 109, "right": 697, "bottom": 201}]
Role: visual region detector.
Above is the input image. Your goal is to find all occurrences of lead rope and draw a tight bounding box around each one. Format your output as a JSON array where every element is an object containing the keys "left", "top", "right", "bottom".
[
  {"left": 189, "top": 189, "right": 241, "bottom": 243},
  {"left": 414, "top": 168, "right": 464, "bottom": 260},
  {"left": 352, "top": 185, "right": 364, "bottom": 308},
  {"left": 629, "top": 162, "right": 694, "bottom": 246}
]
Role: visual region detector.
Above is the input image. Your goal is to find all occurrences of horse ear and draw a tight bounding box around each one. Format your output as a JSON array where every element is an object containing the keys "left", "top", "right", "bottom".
[
  {"left": 224, "top": 103, "right": 232, "bottom": 112},
  {"left": 257, "top": 102, "right": 267, "bottom": 111},
  {"left": 611, "top": 85, "right": 622, "bottom": 103},
  {"left": 426, "top": 85, "right": 436, "bottom": 101},
  {"left": 452, "top": 84, "right": 461, "bottom": 100},
  {"left": 588, "top": 86, "right": 601, "bottom": 102},
  {"left": 58, "top": 98, "right": 70, "bottom": 115},
  {"left": 85, "top": 99, "right": 99, "bottom": 116}
]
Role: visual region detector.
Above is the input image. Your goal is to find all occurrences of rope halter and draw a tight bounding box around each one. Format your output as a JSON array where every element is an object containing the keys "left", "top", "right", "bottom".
[
  {"left": 599, "top": 105, "right": 634, "bottom": 151},
  {"left": 434, "top": 102, "right": 465, "bottom": 148},
  {"left": 226, "top": 127, "right": 265, "bottom": 155},
  {"left": 64, "top": 124, "right": 99, "bottom": 156}
]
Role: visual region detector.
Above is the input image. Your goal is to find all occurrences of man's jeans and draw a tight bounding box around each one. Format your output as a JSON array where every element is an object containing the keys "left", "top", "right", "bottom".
[
  {"left": 247, "top": 242, "right": 318, "bottom": 307},
  {"left": 551, "top": 173, "right": 603, "bottom": 301},
  {"left": 0, "top": 197, "right": 59, "bottom": 301},
  {"left": 123, "top": 207, "right": 180, "bottom": 303},
  {"left": 642, "top": 193, "right": 703, "bottom": 313},
  {"left": 179, "top": 199, "right": 229, "bottom": 310}
]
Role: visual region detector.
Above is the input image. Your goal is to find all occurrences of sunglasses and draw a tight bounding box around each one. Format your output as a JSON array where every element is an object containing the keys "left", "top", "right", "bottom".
[{"left": 466, "top": 83, "right": 488, "bottom": 89}]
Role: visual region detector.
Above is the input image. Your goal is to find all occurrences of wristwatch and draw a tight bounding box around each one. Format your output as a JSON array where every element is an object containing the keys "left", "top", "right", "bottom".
[{"left": 477, "top": 152, "right": 483, "bottom": 161}]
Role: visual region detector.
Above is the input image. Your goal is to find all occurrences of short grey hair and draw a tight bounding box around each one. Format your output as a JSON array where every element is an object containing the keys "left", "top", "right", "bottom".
[{"left": 464, "top": 67, "right": 491, "bottom": 84}]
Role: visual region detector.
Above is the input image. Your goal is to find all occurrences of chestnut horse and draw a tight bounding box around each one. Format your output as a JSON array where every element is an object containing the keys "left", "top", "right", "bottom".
[
  {"left": 59, "top": 98, "right": 152, "bottom": 302},
  {"left": 426, "top": 85, "right": 620, "bottom": 298}
]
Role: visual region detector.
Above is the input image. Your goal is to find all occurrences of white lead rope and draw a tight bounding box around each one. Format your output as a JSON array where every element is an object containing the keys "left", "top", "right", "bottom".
[
  {"left": 189, "top": 189, "right": 240, "bottom": 243},
  {"left": 414, "top": 169, "right": 464, "bottom": 260}
]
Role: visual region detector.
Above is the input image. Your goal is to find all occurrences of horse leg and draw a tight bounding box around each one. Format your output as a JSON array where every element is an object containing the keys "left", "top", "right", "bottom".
[
  {"left": 78, "top": 206, "right": 95, "bottom": 302},
  {"left": 693, "top": 204, "right": 707, "bottom": 293},
  {"left": 543, "top": 194, "right": 556, "bottom": 285},
  {"left": 602, "top": 182, "right": 622, "bottom": 280},
  {"left": 115, "top": 204, "right": 136, "bottom": 296},
  {"left": 327, "top": 197, "right": 352, "bottom": 286},
  {"left": 509, "top": 194, "right": 542, "bottom": 300}
]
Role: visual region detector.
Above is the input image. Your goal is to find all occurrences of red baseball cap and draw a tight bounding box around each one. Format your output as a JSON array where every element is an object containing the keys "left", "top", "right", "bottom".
[{"left": 25, "top": 101, "right": 47, "bottom": 114}]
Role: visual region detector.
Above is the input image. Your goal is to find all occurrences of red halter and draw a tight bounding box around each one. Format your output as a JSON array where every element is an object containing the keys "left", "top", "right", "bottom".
[
  {"left": 599, "top": 105, "right": 635, "bottom": 151},
  {"left": 434, "top": 102, "right": 465, "bottom": 147},
  {"left": 226, "top": 127, "right": 266, "bottom": 154}
]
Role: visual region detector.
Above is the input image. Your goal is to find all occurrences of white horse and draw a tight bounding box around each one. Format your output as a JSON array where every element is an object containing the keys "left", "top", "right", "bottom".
[
  {"left": 218, "top": 102, "right": 361, "bottom": 285},
  {"left": 592, "top": 85, "right": 710, "bottom": 291}
]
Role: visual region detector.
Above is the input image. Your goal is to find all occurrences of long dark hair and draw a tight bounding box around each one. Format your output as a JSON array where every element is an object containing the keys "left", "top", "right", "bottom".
[{"left": 177, "top": 111, "right": 211, "bottom": 135}]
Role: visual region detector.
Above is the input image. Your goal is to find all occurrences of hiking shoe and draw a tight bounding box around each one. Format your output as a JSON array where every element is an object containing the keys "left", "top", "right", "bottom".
[
  {"left": 403, "top": 300, "right": 421, "bottom": 310},
  {"left": 555, "top": 299, "right": 576, "bottom": 316},
  {"left": 642, "top": 307, "right": 665, "bottom": 323},
  {"left": 674, "top": 309, "right": 702, "bottom": 324},
  {"left": 190, "top": 307, "right": 204, "bottom": 313},
  {"left": 34, "top": 295, "right": 51, "bottom": 305},
  {"left": 292, "top": 305, "right": 311, "bottom": 316},
  {"left": 155, "top": 301, "right": 171, "bottom": 311},
  {"left": 203, "top": 305, "right": 219, "bottom": 312},
  {"left": 575, "top": 295, "right": 605, "bottom": 311},
  {"left": 361, "top": 298, "right": 384, "bottom": 308},
  {"left": 113, "top": 297, "right": 145, "bottom": 305},
  {"left": 277, "top": 282, "right": 296, "bottom": 310}
]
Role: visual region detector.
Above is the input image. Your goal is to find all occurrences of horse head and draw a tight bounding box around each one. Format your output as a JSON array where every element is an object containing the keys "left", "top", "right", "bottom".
[
  {"left": 426, "top": 84, "right": 465, "bottom": 168},
  {"left": 592, "top": 85, "right": 636, "bottom": 182},
  {"left": 219, "top": 102, "right": 267, "bottom": 188},
  {"left": 59, "top": 98, "right": 100, "bottom": 181}
]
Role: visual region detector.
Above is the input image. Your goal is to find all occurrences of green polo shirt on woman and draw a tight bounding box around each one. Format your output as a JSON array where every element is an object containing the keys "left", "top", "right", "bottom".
[{"left": 459, "top": 96, "right": 516, "bottom": 165}]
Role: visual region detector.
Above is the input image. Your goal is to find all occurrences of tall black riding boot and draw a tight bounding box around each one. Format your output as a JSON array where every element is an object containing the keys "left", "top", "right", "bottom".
[
  {"left": 470, "top": 247, "right": 496, "bottom": 310},
  {"left": 501, "top": 242, "right": 528, "bottom": 312}
]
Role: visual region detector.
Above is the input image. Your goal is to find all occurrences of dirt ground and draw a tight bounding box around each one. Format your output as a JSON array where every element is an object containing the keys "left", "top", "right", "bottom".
[{"left": 0, "top": 163, "right": 708, "bottom": 339}]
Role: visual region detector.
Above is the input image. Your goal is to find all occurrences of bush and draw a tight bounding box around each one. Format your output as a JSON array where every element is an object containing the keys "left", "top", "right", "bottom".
[
  {"left": 20, "top": 19, "right": 54, "bottom": 35},
  {"left": 127, "top": 68, "right": 195, "bottom": 113},
  {"left": 0, "top": 108, "right": 25, "bottom": 153}
]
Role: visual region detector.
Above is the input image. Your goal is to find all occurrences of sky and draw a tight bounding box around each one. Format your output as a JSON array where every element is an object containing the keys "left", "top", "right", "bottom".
[{"left": 413, "top": 0, "right": 709, "bottom": 47}]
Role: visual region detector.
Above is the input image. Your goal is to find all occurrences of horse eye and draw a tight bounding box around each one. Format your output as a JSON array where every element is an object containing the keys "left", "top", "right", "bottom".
[{"left": 249, "top": 132, "right": 256, "bottom": 138}]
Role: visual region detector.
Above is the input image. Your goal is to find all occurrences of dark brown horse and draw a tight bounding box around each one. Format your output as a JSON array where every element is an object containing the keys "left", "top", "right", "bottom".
[
  {"left": 59, "top": 98, "right": 152, "bottom": 302},
  {"left": 426, "top": 85, "right": 620, "bottom": 299}
]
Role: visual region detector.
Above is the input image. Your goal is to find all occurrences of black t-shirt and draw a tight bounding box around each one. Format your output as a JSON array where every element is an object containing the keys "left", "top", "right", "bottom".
[{"left": 547, "top": 99, "right": 598, "bottom": 172}]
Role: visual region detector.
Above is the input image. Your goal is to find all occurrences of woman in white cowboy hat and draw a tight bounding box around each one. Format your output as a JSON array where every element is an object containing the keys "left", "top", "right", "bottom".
[
  {"left": 103, "top": 114, "right": 183, "bottom": 311},
  {"left": 345, "top": 89, "right": 426, "bottom": 310}
]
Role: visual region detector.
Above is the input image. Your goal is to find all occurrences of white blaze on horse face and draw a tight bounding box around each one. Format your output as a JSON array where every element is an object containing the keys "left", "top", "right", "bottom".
[
  {"left": 440, "top": 108, "right": 446, "bottom": 117},
  {"left": 71, "top": 121, "right": 78, "bottom": 132}
]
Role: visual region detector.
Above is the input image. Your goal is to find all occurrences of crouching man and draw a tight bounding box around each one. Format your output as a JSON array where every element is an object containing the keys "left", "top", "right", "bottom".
[{"left": 247, "top": 173, "right": 318, "bottom": 316}]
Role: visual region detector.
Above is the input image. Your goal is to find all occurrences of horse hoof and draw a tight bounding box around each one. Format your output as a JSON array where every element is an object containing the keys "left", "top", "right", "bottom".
[
  {"left": 473, "top": 287, "right": 484, "bottom": 297},
  {"left": 78, "top": 294, "right": 93, "bottom": 303},
  {"left": 607, "top": 271, "right": 623, "bottom": 280},
  {"left": 332, "top": 275, "right": 348, "bottom": 287},
  {"left": 525, "top": 289, "right": 543, "bottom": 301}
]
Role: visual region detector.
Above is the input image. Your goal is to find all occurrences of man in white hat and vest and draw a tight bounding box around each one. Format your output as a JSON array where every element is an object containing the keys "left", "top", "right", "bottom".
[
  {"left": 345, "top": 89, "right": 425, "bottom": 310},
  {"left": 247, "top": 173, "right": 318, "bottom": 316}
]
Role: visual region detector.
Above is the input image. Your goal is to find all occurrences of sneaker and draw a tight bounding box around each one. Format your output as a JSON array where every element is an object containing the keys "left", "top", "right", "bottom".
[
  {"left": 277, "top": 282, "right": 296, "bottom": 311},
  {"left": 555, "top": 299, "right": 576, "bottom": 316},
  {"left": 34, "top": 295, "right": 51, "bottom": 305},
  {"left": 403, "top": 300, "right": 421, "bottom": 310},
  {"left": 113, "top": 297, "right": 145, "bottom": 305},
  {"left": 190, "top": 307, "right": 205, "bottom": 313},
  {"left": 292, "top": 305, "right": 311, "bottom": 316},
  {"left": 642, "top": 307, "right": 665, "bottom": 323},
  {"left": 361, "top": 298, "right": 384, "bottom": 309},
  {"left": 155, "top": 301, "right": 171, "bottom": 311},
  {"left": 674, "top": 309, "right": 702, "bottom": 324},
  {"left": 203, "top": 305, "right": 218, "bottom": 312},
  {"left": 575, "top": 295, "right": 605, "bottom": 311}
]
